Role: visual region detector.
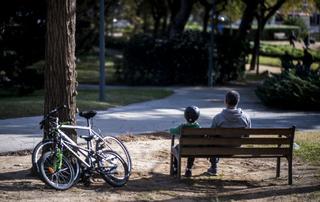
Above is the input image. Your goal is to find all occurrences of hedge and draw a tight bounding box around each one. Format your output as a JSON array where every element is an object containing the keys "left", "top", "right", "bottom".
[{"left": 255, "top": 71, "right": 320, "bottom": 110}]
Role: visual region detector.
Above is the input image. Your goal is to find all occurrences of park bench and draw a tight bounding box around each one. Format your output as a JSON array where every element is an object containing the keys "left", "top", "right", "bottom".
[{"left": 170, "top": 127, "right": 295, "bottom": 185}]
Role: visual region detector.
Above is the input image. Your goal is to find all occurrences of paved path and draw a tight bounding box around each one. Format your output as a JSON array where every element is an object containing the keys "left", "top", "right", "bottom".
[{"left": 1, "top": 86, "right": 320, "bottom": 153}]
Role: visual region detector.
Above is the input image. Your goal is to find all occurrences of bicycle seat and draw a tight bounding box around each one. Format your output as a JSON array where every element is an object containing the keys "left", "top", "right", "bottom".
[
  {"left": 80, "top": 135, "right": 94, "bottom": 142},
  {"left": 79, "top": 110, "right": 97, "bottom": 119}
]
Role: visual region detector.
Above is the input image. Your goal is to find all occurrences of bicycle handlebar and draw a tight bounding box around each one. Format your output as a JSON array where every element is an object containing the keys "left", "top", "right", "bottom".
[{"left": 40, "top": 105, "right": 67, "bottom": 129}]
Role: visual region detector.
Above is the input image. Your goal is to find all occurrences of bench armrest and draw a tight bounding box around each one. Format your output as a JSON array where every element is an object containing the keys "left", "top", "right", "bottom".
[{"left": 170, "top": 133, "right": 180, "bottom": 147}]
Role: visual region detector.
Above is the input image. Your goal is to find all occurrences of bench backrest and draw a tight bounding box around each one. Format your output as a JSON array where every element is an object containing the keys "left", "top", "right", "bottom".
[{"left": 179, "top": 127, "right": 295, "bottom": 158}]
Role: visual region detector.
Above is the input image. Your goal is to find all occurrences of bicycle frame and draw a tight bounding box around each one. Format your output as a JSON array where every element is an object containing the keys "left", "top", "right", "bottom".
[{"left": 55, "top": 124, "right": 112, "bottom": 168}]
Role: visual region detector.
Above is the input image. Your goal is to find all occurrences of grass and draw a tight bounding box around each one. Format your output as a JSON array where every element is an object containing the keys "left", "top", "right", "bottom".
[
  {"left": 76, "top": 53, "right": 118, "bottom": 84},
  {"left": 258, "top": 56, "right": 282, "bottom": 67},
  {"left": 247, "top": 55, "right": 319, "bottom": 70},
  {"left": 30, "top": 53, "right": 120, "bottom": 85},
  {"left": 0, "top": 88, "right": 173, "bottom": 119},
  {"left": 294, "top": 131, "right": 320, "bottom": 165}
]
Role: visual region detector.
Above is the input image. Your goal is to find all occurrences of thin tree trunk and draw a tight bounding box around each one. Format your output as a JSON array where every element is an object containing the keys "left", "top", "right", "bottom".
[
  {"left": 153, "top": 17, "right": 161, "bottom": 37},
  {"left": 250, "top": 23, "right": 260, "bottom": 71},
  {"left": 44, "top": 0, "right": 77, "bottom": 141},
  {"left": 202, "top": 5, "right": 210, "bottom": 33},
  {"left": 161, "top": 10, "right": 168, "bottom": 35}
]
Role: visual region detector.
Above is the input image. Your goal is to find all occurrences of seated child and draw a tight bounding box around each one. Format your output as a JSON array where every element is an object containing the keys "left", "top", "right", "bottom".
[{"left": 170, "top": 106, "right": 200, "bottom": 177}]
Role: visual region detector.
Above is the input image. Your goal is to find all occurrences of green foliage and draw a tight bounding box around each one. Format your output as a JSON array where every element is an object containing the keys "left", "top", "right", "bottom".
[
  {"left": 215, "top": 33, "right": 248, "bottom": 82},
  {"left": 118, "top": 32, "right": 209, "bottom": 85},
  {"left": 226, "top": 25, "right": 300, "bottom": 41},
  {"left": 294, "top": 131, "right": 320, "bottom": 165},
  {"left": 0, "top": 0, "right": 46, "bottom": 95},
  {"left": 106, "top": 36, "right": 129, "bottom": 50},
  {"left": 118, "top": 31, "right": 248, "bottom": 85},
  {"left": 259, "top": 43, "right": 320, "bottom": 61},
  {"left": 261, "top": 25, "right": 300, "bottom": 40},
  {"left": 255, "top": 71, "right": 320, "bottom": 110},
  {"left": 283, "top": 17, "right": 308, "bottom": 38},
  {"left": 295, "top": 142, "right": 320, "bottom": 164}
]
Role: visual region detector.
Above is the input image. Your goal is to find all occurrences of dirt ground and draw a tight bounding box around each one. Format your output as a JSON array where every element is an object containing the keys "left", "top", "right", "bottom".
[{"left": 0, "top": 134, "right": 319, "bottom": 202}]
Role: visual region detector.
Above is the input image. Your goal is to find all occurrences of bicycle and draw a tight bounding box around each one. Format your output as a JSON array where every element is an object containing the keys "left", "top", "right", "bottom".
[
  {"left": 32, "top": 112, "right": 132, "bottom": 177},
  {"left": 34, "top": 106, "right": 131, "bottom": 190}
]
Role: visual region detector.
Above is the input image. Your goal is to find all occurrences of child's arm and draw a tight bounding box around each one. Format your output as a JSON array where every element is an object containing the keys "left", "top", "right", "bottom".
[{"left": 170, "top": 125, "right": 182, "bottom": 135}]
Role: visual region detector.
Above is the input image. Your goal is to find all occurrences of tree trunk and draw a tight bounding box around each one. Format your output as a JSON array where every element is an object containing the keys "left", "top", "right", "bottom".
[
  {"left": 250, "top": 19, "right": 261, "bottom": 71},
  {"left": 44, "top": 0, "right": 77, "bottom": 141},
  {"left": 202, "top": 4, "right": 210, "bottom": 33},
  {"left": 169, "top": 0, "right": 195, "bottom": 38},
  {"left": 161, "top": 9, "right": 168, "bottom": 35},
  {"left": 237, "top": 1, "right": 258, "bottom": 41},
  {"left": 249, "top": 0, "right": 285, "bottom": 71}
]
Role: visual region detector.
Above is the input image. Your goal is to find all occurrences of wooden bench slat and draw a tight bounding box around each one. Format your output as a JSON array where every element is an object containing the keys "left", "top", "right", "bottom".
[
  {"left": 182, "top": 128, "right": 293, "bottom": 136},
  {"left": 180, "top": 147, "right": 290, "bottom": 156},
  {"left": 180, "top": 137, "right": 291, "bottom": 145}
]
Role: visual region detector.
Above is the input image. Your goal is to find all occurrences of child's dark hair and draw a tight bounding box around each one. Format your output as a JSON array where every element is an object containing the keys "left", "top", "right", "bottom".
[{"left": 184, "top": 106, "right": 200, "bottom": 123}]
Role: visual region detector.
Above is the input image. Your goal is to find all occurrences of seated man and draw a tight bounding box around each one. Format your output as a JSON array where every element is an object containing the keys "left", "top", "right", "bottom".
[{"left": 207, "top": 90, "right": 251, "bottom": 175}]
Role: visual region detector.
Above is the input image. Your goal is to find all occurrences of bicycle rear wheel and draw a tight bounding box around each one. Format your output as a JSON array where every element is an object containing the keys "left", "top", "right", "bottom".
[
  {"left": 99, "top": 136, "right": 132, "bottom": 174},
  {"left": 97, "top": 150, "right": 129, "bottom": 187},
  {"left": 39, "top": 151, "right": 75, "bottom": 190}
]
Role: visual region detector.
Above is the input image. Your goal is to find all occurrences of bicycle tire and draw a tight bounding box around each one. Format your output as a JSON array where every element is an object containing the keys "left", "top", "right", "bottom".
[
  {"left": 97, "top": 150, "right": 129, "bottom": 187},
  {"left": 32, "top": 140, "right": 81, "bottom": 182},
  {"left": 99, "top": 136, "right": 132, "bottom": 175},
  {"left": 31, "top": 140, "right": 54, "bottom": 176},
  {"left": 39, "top": 151, "right": 75, "bottom": 190}
]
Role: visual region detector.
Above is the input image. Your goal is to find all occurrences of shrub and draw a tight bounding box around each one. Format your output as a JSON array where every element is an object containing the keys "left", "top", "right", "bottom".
[
  {"left": 283, "top": 17, "right": 308, "bottom": 39},
  {"left": 255, "top": 71, "right": 320, "bottom": 110},
  {"left": 117, "top": 32, "right": 209, "bottom": 85},
  {"left": 117, "top": 31, "right": 248, "bottom": 85},
  {"left": 215, "top": 33, "right": 248, "bottom": 83},
  {"left": 106, "top": 36, "right": 129, "bottom": 50},
  {"left": 224, "top": 25, "right": 300, "bottom": 41},
  {"left": 259, "top": 43, "right": 320, "bottom": 62},
  {"left": 0, "top": 1, "right": 45, "bottom": 95},
  {"left": 260, "top": 25, "right": 300, "bottom": 40}
]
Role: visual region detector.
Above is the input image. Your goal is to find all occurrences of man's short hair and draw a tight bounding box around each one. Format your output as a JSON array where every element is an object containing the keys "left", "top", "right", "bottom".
[{"left": 225, "top": 90, "right": 240, "bottom": 107}]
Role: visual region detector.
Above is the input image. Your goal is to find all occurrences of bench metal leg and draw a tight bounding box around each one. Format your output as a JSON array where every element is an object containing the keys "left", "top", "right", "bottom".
[
  {"left": 170, "top": 154, "right": 173, "bottom": 176},
  {"left": 288, "top": 156, "right": 293, "bottom": 185},
  {"left": 276, "top": 157, "right": 280, "bottom": 177},
  {"left": 178, "top": 157, "right": 181, "bottom": 179}
]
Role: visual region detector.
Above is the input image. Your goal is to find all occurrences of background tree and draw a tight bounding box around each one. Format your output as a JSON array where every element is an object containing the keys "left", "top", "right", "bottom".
[
  {"left": 250, "top": 0, "right": 287, "bottom": 72},
  {"left": 44, "top": 0, "right": 77, "bottom": 140},
  {"left": 169, "top": 0, "right": 196, "bottom": 37},
  {"left": 250, "top": 0, "right": 318, "bottom": 72},
  {"left": 316, "top": 0, "right": 320, "bottom": 9}
]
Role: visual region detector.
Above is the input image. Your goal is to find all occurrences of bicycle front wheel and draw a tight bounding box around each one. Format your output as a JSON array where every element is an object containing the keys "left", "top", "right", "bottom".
[
  {"left": 39, "top": 151, "right": 75, "bottom": 190},
  {"left": 97, "top": 150, "right": 129, "bottom": 187},
  {"left": 99, "top": 136, "right": 132, "bottom": 175}
]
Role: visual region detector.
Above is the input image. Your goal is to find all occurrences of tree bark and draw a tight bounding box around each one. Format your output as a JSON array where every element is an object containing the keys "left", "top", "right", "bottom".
[
  {"left": 250, "top": 17, "right": 261, "bottom": 71},
  {"left": 237, "top": 1, "right": 258, "bottom": 41},
  {"left": 44, "top": 0, "right": 77, "bottom": 141},
  {"left": 249, "top": 0, "right": 286, "bottom": 71},
  {"left": 202, "top": 3, "right": 211, "bottom": 33},
  {"left": 169, "top": 0, "right": 195, "bottom": 38}
]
